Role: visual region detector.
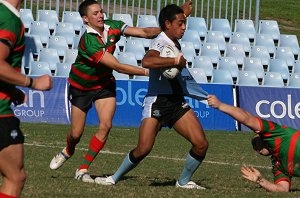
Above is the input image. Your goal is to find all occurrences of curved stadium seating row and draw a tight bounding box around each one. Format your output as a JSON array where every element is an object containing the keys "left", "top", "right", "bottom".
[{"left": 20, "top": 9, "right": 300, "bottom": 88}]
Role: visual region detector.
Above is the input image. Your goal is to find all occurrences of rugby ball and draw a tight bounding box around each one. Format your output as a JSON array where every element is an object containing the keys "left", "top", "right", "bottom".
[{"left": 160, "top": 45, "right": 180, "bottom": 79}]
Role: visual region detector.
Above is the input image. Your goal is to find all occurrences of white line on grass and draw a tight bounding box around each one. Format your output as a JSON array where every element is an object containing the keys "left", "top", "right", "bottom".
[{"left": 24, "top": 142, "right": 271, "bottom": 170}]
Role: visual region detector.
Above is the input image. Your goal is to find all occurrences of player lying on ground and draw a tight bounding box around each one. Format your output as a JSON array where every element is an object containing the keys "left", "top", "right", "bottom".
[{"left": 208, "top": 94, "right": 299, "bottom": 192}]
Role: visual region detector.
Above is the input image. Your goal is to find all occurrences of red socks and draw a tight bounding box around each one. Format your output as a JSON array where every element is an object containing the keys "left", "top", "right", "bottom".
[{"left": 79, "top": 135, "right": 105, "bottom": 170}]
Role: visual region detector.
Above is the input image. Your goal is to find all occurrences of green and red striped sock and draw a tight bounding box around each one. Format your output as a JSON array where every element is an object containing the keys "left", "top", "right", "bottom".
[{"left": 79, "top": 135, "right": 105, "bottom": 170}]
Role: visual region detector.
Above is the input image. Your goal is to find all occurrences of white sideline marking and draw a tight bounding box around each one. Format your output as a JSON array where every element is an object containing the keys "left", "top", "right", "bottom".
[{"left": 24, "top": 142, "right": 271, "bottom": 169}]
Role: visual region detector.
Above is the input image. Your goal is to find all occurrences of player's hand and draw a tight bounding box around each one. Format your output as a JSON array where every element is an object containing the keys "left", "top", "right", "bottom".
[
  {"left": 240, "top": 165, "right": 262, "bottom": 183},
  {"left": 175, "top": 53, "right": 186, "bottom": 69},
  {"left": 12, "top": 88, "right": 27, "bottom": 106},
  {"left": 207, "top": 94, "right": 222, "bottom": 109},
  {"left": 181, "top": 0, "right": 193, "bottom": 17},
  {"left": 31, "top": 75, "right": 53, "bottom": 91}
]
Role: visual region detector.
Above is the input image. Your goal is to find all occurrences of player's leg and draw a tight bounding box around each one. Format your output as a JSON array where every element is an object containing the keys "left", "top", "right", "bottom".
[
  {"left": 95, "top": 118, "right": 160, "bottom": 185},
  {"left": 0, "top": 144, "right": 26, "bottom": 198},
  {"left": 76, "top": 97, "right": 116, "bottom": 182},
  {"left": 50, "top": 105, "right": 87, "bottom": 170},
  {"left": 173, "top": 109, "right": 208, "bottom": 189}
]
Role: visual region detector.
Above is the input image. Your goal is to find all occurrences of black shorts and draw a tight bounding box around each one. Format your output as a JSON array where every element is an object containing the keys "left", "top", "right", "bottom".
[
  {"left": 142, "top": 95, "right": 191, "bottom": 128},
  {"left": 69, "top": 84, "right": 116, "bottom": 112},
  {"left": 0, "top": 117, "right": 24, "bottom": 150}
]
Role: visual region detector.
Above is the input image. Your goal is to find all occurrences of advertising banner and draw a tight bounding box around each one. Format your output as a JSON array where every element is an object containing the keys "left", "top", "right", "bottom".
[
  {"left": 238, "top": 86, "right": 300, "bottom": 131},
  {"left": 13, "top": 77, "right": 70, "bottom": 124},
  {"left": 87, "top": 81, "right": 236, "bottom": 131}
]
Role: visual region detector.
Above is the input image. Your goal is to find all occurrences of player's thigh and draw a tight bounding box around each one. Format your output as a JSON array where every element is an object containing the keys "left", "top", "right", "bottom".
[
  {"left": 136, "top": 118, "right": 160, "bottom": 152},
  {"left": 94, "top": 97, "right": 116, "bottom": 125},
  {"left": 0, "top": 144, "right": 24, "bottom": 179},
  {"left": 70, "top": 105, "right": 87, "bottom": 136},
  {"left": 173, "top": 109, "right": 207, "bottom": 144}
]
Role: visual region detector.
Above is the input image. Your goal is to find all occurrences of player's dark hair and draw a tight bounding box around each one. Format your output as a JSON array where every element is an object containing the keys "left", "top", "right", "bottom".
[
  {"left": 79, "top": 0, "right": 98, "bottom": 17},
  {"left": 159, "top": 4, "right": 184, "bottom": 31},
  {"left": 251, "top": 135, "right": 269, "bottom": 152}
]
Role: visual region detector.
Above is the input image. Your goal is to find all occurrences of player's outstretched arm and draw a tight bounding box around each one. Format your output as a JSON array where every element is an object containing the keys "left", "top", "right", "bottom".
[
  {"left": 100, "top": 51, "right": 148, "bottom": 76},
  {"left": 207, "top": 95, "right": 260, "bottom": 131},
  {"left": 240, "top": 166, "right": 290, "bottom": 192},
  {"left": 123, "top": 26, "right": 161, "bottom": 39}
]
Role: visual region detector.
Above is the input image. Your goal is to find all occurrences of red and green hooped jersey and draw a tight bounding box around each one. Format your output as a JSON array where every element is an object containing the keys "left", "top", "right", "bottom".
[
  {"left": 256, "top": 117, "right": 300, "bottom": 185},
  {"left": 0, "top": 2, "right": 25, "bottom": 117},
  {"left": 68, "top": 19, "right": 126, "bottom": 90}
]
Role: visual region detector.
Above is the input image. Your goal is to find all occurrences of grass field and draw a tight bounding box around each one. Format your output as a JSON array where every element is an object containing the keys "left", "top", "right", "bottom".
[{"left": 7, "top": 122, "right": 298, "bottom": 197}]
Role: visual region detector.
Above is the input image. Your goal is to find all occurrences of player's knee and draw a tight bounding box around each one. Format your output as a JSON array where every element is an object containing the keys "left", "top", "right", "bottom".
[
  {"left": 194, "top": 139, "right": 209, "bottom": 154},
  {"left": 99, "top": 121, "right": 112, "bottom": 132},
  {"left": 9, "top": 169, "right": 26, "bottom": 189}
]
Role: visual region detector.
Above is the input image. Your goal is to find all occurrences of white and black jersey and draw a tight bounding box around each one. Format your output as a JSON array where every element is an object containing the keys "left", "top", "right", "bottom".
[{"left": 147, "top": 32, "right": 186, "bottom": 96}]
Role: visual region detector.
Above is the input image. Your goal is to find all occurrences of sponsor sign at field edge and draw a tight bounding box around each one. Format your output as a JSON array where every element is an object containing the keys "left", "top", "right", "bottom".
[{"left": 238, "top": 86, "right": 300, "bottom": 131}]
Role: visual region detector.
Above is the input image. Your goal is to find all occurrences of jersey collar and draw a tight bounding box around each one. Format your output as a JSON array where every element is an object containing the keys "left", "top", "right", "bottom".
[{"left": 0, "top": 0, "right": 20, "bottom": 17}]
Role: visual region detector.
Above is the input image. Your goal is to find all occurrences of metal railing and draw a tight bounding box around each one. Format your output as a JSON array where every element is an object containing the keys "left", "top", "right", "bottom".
[{"left": 22, "top": 0, "right": 260, "bottom": 31}]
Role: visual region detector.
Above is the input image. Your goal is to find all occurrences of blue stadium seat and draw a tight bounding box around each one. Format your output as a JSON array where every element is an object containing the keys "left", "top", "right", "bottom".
[
  {"left": 54, "top": 63, "right": 72, "bottom": 77},
  {"left": 48, "top": 36, "right": 69, "bottom": 57},
  {"left": 287, "top": 73, "right": 300, "bottom": 88},
  {"left": 234, "top": 19, "right": 256, "bottom": 42},
  {"left": 136, "top": 15, "right": 158, "bottom": 27},
  {"left": 274, "top": 47, "right": 296, "bottom": 67},
  {"left": 181, "top": 30, "right": 202, "bottom": 53},
  {"left": 210, "top": 18, "right": 232, "bottom": 41},
  {"left": 116, "top": 36, "right": 126, "bottom": 51},
  {"left": 293, "top": 60, "right": 300, "bottom": 73},
  {"left": 55, "top": 22, "right": 76, "bottom": 48},
  {"left": 124, "top": 39, "right": 145, "bottom": 62},
  {"left": 217, "top": 57, "right": 239, "bottom": 79},
  {"left": 64, "top": 49, "right": 78, "bottom": 63},
  {"left": 188, "top": 68, "right": 208, "bottom": 83},
  {"left": 258, "top": 20, "right": 280, "bottom": 42},
  {"left": 242, "top": 57, "right": 265, "bottom": 80},
  {"left": 113, "top": 70, "right": 130, "bottom": 80},
  {"left": 133, "top": 37, "right": 152, "bottom": 51},
  {"left": 72, "top": 35, "right": 81, "bottom": 49},
  {"left": 192, "top": 56, "right": 214, "bottom": 77},
  {"left": 187, "top": 17, "right": 207, "bottom": 41},
  {"left": 62, "top": 11, "right": 84, "bottom": 35},
  {"left": 250, "top": 46, "right": 270, "bottom": 67},
  {"left": 262, "top": 72, "right": 284, "bottom": 87},
  {"left": 24, "top": 35, "right": 43, "bottom": 56},
  {"left": 205, "top": 31, "right": 226, "bottom": 53},
  {"left": 225, "top": 44, "right": 246, "bottom": 66},
  {"left": 38, "top": 48, "right": 60, "bottom": 71},
  {"left": 279, "top": 34, "right": 299, "bottom": 58},
  {"left": 180, "top": 41, "right": 196, "bottom": 67},
  {"left": 117, "top": 52, "right": 139, "bottom": 67},
  {"left": 230, "top": 32, "right": 251, "bottom": 55},
  {"left": 29, "top": 61, "right": 52, "bottom": 76},
  {"left": 133, "top": 75, "right": 149, "bottom": 81},
  {"left": 237, "top": 70, "right": 259, "bottom": 86},
  {"left": 20, "top": 8, "right": 34, "bottom": 32},
  {"left": 29, "top": 21, "right": 50, "bottom": 46},
  {"left": 254, "top": 34, "right": 276, "bottom": 57},
  {"left": 200, "top": 43, "right": 221, "bottom": 65},
  {"left": 112, "top": 13, "right": 133, "bottom": 27},
  {"left": 268, "top": 59, "right": 289, "bottom": 81},
  {"left": 211, "top": 69, "right": 233, "bottom": 84},
  {"left": 21, "top": 52, "right": 34, "bottom": 73},
  {"left": 37, "top": 10, "right": 59, "bottom": 34}
]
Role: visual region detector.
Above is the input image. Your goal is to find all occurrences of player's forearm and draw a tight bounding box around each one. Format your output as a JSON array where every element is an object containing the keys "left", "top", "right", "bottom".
[
  {"left": 142, "top": 56, "right": 178, "bottom": 69},
  {"left": 138, "top": 27, "right": 161, "bottom": 39},
  {"left": 256, "top": 177, "right": 289, "bottom": 192},
  {"left": 115, "top": 63, "right": 147, "bottom": 76}
]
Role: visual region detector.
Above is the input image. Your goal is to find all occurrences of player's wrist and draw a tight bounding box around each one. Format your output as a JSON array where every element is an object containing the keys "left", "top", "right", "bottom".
[{"left": 255, "top": 175, "right": 263, "bottom": 184}]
